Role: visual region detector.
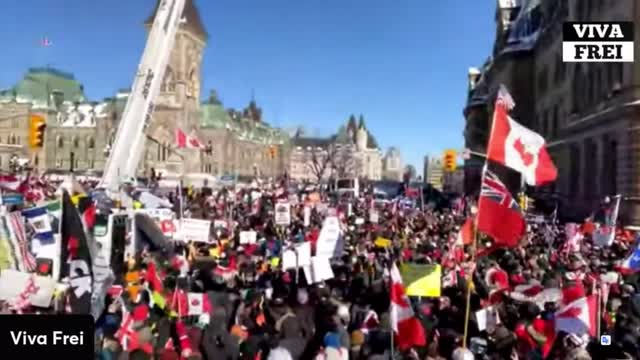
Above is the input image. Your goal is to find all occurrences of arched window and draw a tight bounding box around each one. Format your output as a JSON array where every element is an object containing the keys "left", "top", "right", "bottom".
[
  {"left": 9, "top": 133, "right": 15, "bottom": 145},
  {"left": 57, "top": 136, "right": 64, "bottom": 148},
  {"left": 87, "top": 137, "right": 95, "bottom": 149},
  {"left": 72, "top": 136, "right": 79, "bottom": 148},
  {"left": 161, "top": 67, "right": 175, "bottom": 92}
]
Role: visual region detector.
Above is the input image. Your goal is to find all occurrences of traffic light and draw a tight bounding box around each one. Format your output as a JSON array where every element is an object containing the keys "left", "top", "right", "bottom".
[
  {"left": 29, "top": 114, "right": 46, "bottom": 148},
  {"left": 442, "top": 149, "right": 457, "bottom": 172}
]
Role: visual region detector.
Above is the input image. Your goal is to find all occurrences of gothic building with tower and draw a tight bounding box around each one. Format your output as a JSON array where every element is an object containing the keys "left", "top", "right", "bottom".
[{"left": 0, "top": 0, "right": 289, "bottom": 179}]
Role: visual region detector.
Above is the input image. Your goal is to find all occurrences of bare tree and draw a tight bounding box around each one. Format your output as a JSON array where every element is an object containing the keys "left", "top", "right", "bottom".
[
  {"left": 331, "top": 143, "right": 358, "bottom": 179},
  {"left": 305, "top": 143, "right": 336, "bottom": 183}
]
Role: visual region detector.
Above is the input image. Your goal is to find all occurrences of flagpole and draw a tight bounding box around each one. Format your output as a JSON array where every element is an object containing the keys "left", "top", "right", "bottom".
[
  {"left": 462, "top": 206, "right": 479, "bottom": 349},
  {"left": 463, "top": 86, "right": 512, "bottom": 348}
]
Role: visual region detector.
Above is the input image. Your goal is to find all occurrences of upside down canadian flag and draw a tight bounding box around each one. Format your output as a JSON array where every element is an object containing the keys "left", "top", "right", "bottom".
[
  {"left": 487, "top": 86, "right": 557, "bottom": 186},
  {"left": 390, "top": 263, "right": 426, "bottom": 350}
]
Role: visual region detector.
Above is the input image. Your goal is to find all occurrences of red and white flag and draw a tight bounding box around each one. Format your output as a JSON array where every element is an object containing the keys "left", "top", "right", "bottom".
[
  {"left": 187, "top": 292, "right": 212, "bottom": 316},
  {"left": 456, "top": 217, "right": 474, "bottom": 246},
  {"left": 555, "top": 295, "right": 597, "bottom": 337},
  {"left": 476, "top": 171, "right": 525, "bottom": 249},
  {"left": 486, "top": 86, "right": 557, "bottom": 186},
  {"left": 389, "top": 263, "right": 426, "bottom": 350},
  {"left": 0, "top": 175, "right": 21, "bottom": 191},
  {"left": 175, "top": 128, "right": 204, "bottom": 149}
]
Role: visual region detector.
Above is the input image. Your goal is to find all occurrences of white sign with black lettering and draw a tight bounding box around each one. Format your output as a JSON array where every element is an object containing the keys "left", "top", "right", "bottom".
[
  {"left": 563, "top": 22, "right": 634, "bottom": 62},
  {"left": 275, "top": 202, "right": 291, "bottom": 226}
]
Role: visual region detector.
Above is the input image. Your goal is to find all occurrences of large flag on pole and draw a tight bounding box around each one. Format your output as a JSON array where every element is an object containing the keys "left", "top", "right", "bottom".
[
  {"left": 389, "top": 263, "right": 426, "bottom": 350},
  {"left": 476, "top": 171, "right": 525, "bottom": 249},
  {"left": 59, "top": 190, "right": 93, "bottom": 314},
  {"left": 486, "top": 86, "right": 557, "bottom": 186}
]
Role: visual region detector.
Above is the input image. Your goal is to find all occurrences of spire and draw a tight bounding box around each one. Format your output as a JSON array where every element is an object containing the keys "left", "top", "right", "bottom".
[
  {"left": 358, "top": 114, "right": 365, "bottom": 129},
  {"left": 145, "top": 0, "right": 208, "bottom": 40}
]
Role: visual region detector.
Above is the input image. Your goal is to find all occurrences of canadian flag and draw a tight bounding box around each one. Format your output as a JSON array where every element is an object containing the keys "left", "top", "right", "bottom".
[
  {"left": 389, "top": 263, "right": 426, "bottom": 350},
  {"left": 555, "top": 295, "right": 598, "bottom": 337},
  {"left": 187, "top": 292, "right": 212, "bottom": 316},
  {"left": 487, "top": 86, "right": 557, "bottom": 186},
  {"left": 175, "top": 128, "right": 204, "bottom": 149}
]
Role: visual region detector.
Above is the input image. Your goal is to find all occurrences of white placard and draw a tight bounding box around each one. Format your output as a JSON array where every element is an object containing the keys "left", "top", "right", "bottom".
[
  {"left": 240, "top": 230, "right": 257, "bottom": 245},
  {"left": 303, "top": 256, "right": 334, "bottom": 284},
  {"left": 0, "top": 270, "right": 57, "bottom": 308},
  {"left": 303, "top": 206, "right": 311, "bottom": 227},
  {"left": 316, "top": 216, "right": 341, "bottom": 258},
  {"left": 282, "top": 241, "right": 312, "bottom": 270},
  {"left": 370, "top": 210, "right": 379, "bottom": 223},
  {"left": 475, "top": 306, "right": 501, "bottom": 331},
  {"left": 275, "top": 202, "right": 291, "bottom": 226},
  {"left": 180, "top": 218, "right": 211, "bottom": 243},
  {"left": 355, "top": 218, "right": 365, "bottom": 225}
]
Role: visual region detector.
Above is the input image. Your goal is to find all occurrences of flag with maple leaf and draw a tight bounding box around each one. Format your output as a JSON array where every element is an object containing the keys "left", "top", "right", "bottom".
[{"left": 486, "top": 85, "right": 557, "bottom": 186}]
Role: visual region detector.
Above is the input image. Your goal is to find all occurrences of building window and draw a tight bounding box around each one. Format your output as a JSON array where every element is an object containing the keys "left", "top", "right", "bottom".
[
  {"left": 89, "top": 159, "right": 95, "bottom": 169},
  {"left": 608, "top": 140, "right": 617, "bottom": 195},
  {"left": 87, "top": 137, "right": 95, "bottom": 149},
  {"left": 572, "top": 64, "right": 583, "bottom": 113},
  {"left": 162, "top": 67, "right": 175, "bottom": 92},
  {"left": 72, "top": 137, "right": 80, "bottom": 148},
  {"left": 55, "top": 159, "right": 62, "bottom": 168},
  {"left": 8, "top": 133, "right": 15, "bottom": 145},
  {"left": 57, "top": 136, "right": 64, "bottom": 148},
  {"left": 569, "top": 144, "right": 580, "bottom": 199},
  {"left": 539, "top": 67, "right": 549, "bottom": 94}
]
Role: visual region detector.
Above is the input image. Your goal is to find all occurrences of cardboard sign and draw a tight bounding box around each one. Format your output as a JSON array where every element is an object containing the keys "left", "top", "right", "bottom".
[
  {"left": 180, "top": 219, "right": 211, "bottom": 243},
  {"left": 303, "top": 256, "right": 334, "bottom": 284},
  {"left": 275, "top": 202, "right": 291, "bottom": 226}
]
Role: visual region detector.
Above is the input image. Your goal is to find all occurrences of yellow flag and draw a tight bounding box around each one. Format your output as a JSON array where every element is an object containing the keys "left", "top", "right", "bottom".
[
  {"left": 71, "top": 194, "right": 86, "bottom": 206},
  {"left": 209, "top": 247, "right": 221, "bottom": 258},
  {"left": 374, "top": 237, "right": 392, "bottom": 248},
  {"left": 270, "top": 257, "right": 280, "bottom": 267},
  {"left": 401, "top": 264, "right": 442, "bottom": 297}
]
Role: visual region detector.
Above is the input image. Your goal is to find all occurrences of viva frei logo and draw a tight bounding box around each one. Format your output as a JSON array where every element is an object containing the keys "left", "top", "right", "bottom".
[{"left": 563, "top": 22, "right": 634, "bottom": 62}]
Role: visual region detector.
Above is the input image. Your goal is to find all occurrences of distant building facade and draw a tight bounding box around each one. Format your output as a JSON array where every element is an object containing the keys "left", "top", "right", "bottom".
[
  {"left": 443, "top": 167, "right": 465, "bottom": 194},
  {"left": 0, "top": 0, "right": 289, "bottom": 179},
  {"left": 382, "top": 147, "right": 403, "bottom": 181},
  {"left": 426, "top": 158, "right": 444, "bottom": 191}
]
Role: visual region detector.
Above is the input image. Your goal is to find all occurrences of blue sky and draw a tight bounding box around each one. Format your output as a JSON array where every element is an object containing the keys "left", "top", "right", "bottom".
[{"left": 0, "top": 0, "right": 495, "bottom": 172}]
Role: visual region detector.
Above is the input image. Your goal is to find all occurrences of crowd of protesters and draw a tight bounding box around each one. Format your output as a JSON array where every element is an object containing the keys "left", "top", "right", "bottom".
[{"left": 2, "top": 174, "right": 640, "bottom": 360}]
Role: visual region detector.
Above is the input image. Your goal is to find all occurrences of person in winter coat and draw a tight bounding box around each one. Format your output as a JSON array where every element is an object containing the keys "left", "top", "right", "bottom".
[{"left": 201, "top": 308, "right": 240, "bottom": 360}]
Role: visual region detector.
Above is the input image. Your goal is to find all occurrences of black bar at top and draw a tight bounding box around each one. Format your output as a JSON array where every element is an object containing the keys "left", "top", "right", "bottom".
[{"left": 563, "top": 22, "right": 634, "bottom": 42}]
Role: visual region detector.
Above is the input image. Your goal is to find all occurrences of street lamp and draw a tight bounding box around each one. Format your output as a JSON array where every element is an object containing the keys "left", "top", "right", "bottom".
[{"left": 468, "top": 67, "right": 481, "bottom": 92}]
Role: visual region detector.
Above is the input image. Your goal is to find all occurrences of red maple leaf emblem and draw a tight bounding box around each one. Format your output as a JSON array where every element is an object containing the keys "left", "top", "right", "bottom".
[
  {"left": 191, "top": 298, "right": 200, "bottom": 306},
  {"left": 513, "top": 138, "right": 534, "bottom": 166}
]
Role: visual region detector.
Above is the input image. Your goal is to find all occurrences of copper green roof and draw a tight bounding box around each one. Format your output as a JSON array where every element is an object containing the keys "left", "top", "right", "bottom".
[
  {"left": 200, "top": 94, "right": 289, "bottom": 145},
  {"left": 145, "top": 0, "right": 208, "bottom": 40},
  {"left": 0, "top": 67, "right": 86, "bottom": 109}
]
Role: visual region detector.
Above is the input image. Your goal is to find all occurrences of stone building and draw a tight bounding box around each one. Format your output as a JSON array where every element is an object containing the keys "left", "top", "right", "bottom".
[
  {"left": 426, "top": 157, "right": 444, "bottom": 191},
  {"left": 464, "top": 0, "right": 640, "bottom": 224},
  {"left": 383, "top": 147, "right": 404, "bottom": 181},
  {"left": 288, "top": 115, "right": 383, "bottom": 182},
  {"left": 0, "top": 0, "right": 289, "bottom": 179}
]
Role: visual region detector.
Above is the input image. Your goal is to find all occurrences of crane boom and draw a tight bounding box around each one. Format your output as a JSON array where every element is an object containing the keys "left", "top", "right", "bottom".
[{"left": 100, "top": 0, "right": 187, "bottom": 191}]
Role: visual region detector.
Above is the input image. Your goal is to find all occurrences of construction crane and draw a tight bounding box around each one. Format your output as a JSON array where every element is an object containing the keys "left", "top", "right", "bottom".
[{"left": 99, "top": 0, "right": 187, "bottom": 192}]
